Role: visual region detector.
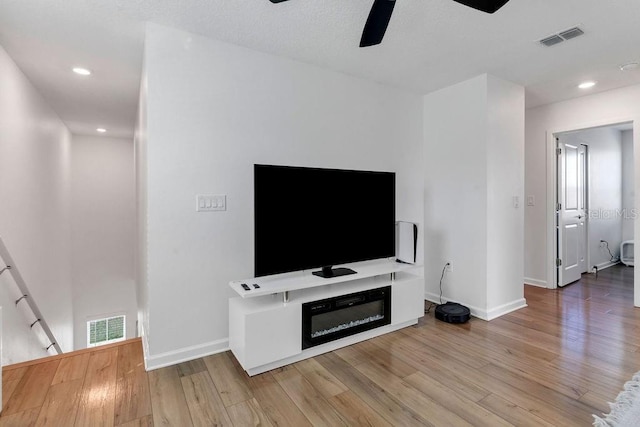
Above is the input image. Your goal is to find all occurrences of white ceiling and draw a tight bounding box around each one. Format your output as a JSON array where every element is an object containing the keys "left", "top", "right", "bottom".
[{"left": 1, "top": 0, "right": 640, "bottom": 139}]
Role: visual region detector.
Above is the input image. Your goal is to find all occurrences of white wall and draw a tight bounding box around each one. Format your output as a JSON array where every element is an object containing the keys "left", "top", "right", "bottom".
[
  {"left": 622, "top": 129, "right": 634, "bottom": 242},
  {"left": 135, "top": 55, "right": 149, "bottom": 361},
  {"left": 70, "top": 135, "right": 137, "bottom": 350},
  {"left": 0, "top": 44, "right": 74, "bottom": 361},
  {"left": 559, "top": 127, "right": 623, "bottom": 269},
  {"left": 486, "top": 76, "right": 526, "bottom": 314},
  {"left": 424, "top": 76, "right": 488, "bottom": 312},
  {"left": 1, "top": 43, "right": 138, "bottom": 361},
  {"left": 139, "top": 23, "right": 424, "bottom": 368},
  {"left": 524, "top": 84, "right": 640, "bottom": 307},
  {"left": 0, "top": 273, "right": 54, "bottom": 364},
  {"left": 424, "top": 74, "right": 526, "bottom": 320}
]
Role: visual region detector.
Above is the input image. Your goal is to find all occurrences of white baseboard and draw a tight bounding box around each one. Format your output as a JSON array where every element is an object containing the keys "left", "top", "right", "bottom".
[
  {"left": 524, "top": 277, "right": 547, "bottom": 288},
  {"left": 485, "top": 298, "right": 528, "bottom": 321},
  {"left": 140, "top": 324, "right": 150, "bottom": 371},
  {"left": 424, "top": 291, "right": 440, "bottom": 305},
  {"left": 594, "top": 261, "right": 620, "bottom": 271},
  {"left": 424, "top": 291, "right": 486, "bottom": 319},
  {"left": 145, "top": 338, "right": 229, "bottom": 371},
  {"left": 424, "top": 291, "right": 527, "bottom": 321}
]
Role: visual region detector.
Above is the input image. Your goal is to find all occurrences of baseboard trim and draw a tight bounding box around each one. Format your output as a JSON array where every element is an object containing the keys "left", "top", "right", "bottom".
[
  {"left": 424, "top": 292, "right": 527, "bottom": 321},
  {"left": 424, "top": 291, "right": 440, "bottom": 305},
  {"left": 424, "top": 291, "right": 487, "bottom": 320},
  {"left": 595, "top": 261, "right": 620, "bottom": 271},
  {"left": 524, "top": 277, "right": 547, "bottom": 288},
  {"left": 140, "top": 323, "right": 150, "bottom": 371},
  {"left": 145, "top": 338, "right": 229, "bottom": 371},
  {"left": 485, "top": 298, "right": 528, "bottom": 321}
]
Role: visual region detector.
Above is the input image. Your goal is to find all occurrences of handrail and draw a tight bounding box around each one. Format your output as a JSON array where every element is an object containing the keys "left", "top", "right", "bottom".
[{"left": 0, "top": 236, "right": 62, "bottom": 354}]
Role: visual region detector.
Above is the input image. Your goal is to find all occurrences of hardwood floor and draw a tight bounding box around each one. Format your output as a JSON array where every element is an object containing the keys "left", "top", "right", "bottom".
[{"left": 2, "top": 265, "right": 638, "bottom": 426}]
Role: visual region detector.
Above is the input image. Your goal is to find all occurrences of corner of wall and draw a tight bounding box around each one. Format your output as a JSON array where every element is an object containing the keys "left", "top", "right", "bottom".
[{"left": 134, "top": 36, "right": 150, "bottom": 367}]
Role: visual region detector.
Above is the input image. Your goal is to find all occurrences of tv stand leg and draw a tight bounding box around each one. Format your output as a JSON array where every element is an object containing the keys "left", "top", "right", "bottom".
[{"left": 283, "top": 291, "right": 289, "bottom": 303}]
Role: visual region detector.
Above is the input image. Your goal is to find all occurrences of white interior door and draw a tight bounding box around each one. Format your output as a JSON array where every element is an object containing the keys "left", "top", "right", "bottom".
[{"left": 557, "top": 139, "right": 587, "bottom": 287}]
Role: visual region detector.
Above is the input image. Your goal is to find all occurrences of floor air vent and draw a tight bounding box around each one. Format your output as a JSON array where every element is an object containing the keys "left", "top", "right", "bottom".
[{"left": 539, "top": 26, "right": 584, "bottom": 47}]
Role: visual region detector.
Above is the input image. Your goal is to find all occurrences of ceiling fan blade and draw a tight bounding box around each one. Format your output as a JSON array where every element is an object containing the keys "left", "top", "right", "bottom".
[
  {"left": 453, "top": 0, "right": 510, "bottom": 14},
  {"left": 268, "top": 0, "right": 290, "bottom": 3},
  {"left": 360, "top": 0, "right": 396, "bottom": 48}
]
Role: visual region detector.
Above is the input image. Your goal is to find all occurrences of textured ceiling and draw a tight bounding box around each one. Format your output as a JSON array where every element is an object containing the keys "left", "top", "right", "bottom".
[{"left": 1, "top": 0, "right": 640, "bottom": 138}]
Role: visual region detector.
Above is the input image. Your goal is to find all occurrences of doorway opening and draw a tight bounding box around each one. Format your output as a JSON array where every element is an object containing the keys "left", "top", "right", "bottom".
[{"left": 554, "top": 122, "right": 634, "bottom": 288}]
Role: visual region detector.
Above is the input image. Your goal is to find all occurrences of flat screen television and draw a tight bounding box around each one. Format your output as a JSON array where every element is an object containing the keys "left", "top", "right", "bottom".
[{"left": 254, "top": 164, "right": 395, "bottom": 278}]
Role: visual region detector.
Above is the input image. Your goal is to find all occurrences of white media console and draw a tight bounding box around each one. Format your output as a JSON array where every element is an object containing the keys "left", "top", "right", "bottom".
[{"left": 228, "top": 259, "right": 424, "bottom": 376}]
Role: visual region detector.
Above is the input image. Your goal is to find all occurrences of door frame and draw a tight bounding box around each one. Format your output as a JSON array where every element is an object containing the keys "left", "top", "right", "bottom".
[
  {"left": 555, "top": 138, "right": 590, "bottom": 287},
  {"left": 546, "top": 117, "right": 636, "bottom": 290}
]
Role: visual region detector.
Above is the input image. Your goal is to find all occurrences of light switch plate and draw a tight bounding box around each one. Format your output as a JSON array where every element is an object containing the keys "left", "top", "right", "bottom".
[{"left": 196, "top": 194, "right": 226, "bottom": 212}]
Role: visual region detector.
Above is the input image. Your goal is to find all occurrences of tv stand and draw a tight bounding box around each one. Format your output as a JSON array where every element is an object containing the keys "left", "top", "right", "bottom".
[
  {"left": 228, "top": 259, "right": 424, "bottom": 375},
  {"left": 312, "top": 266, "right": 356, "bottom": 278}
]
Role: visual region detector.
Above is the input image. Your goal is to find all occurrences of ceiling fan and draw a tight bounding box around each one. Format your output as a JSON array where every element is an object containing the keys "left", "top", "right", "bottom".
[{"left": 268, "top": 0, "right": 511, "bottom": 47}]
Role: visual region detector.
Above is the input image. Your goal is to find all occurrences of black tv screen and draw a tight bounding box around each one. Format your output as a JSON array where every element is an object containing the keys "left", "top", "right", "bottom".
[{"left": 254, "top": 164, "right": 396, "bottom": 277}]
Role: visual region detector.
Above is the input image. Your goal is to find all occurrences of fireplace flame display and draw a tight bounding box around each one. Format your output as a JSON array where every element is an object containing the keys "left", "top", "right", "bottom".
[
  {"left": 302, "top": 286, "right": 391, "bottom": 349},
  {"left": 311, "top": 314, "right": 385, "bottom": 338}
]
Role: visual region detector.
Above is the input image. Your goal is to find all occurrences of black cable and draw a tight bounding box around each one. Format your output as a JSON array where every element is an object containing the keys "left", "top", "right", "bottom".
[
  {"left": 439, "top": 262, "right": 449, "bottom": 304},
  {"left": 601, "top": 240, "right": 617, "bottom": 262},
  {"left": 425, "top": 262, "right": 450, "bottom": 314},
  {"left": 425, "top": 302, "right": 436, "bottom": 314}
]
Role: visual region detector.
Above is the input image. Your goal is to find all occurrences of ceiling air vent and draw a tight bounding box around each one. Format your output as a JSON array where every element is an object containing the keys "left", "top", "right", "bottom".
[
  {"left": 540, "top": 35, "right": 564, "bottom": 47},
  {"left": 559, "top": 27, "right": 584, "bottom": 40},
  {"left": 539, "top": 26, "right": 584, "bottom": 47}
]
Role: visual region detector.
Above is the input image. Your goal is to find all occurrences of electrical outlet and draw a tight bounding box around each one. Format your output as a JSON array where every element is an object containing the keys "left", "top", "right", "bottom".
[{"left": 446, "top": 262, "right": 453, "bottom": 272}]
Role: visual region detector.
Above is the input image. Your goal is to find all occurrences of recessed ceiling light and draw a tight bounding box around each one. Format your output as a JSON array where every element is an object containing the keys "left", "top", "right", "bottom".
[
  {"left": 620, "top": 62, "right": 639, "bottom": 71},
  {"left": 578, "top": 81, "right": 596, "bottom": 89},
  {"left": 72, "top": 67, "right": 91, "bottom": 76},
  {"left": 96, "top": 128, "right": 107, "bottom": 133}
]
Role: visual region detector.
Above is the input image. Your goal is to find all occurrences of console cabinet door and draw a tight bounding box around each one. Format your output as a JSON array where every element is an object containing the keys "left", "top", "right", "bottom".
[
  {"left": 230, "top": 299, "right": 302, "bottom": 370},
  {"left": 391, "top": 278, "right": 424, "bottom": 324}
]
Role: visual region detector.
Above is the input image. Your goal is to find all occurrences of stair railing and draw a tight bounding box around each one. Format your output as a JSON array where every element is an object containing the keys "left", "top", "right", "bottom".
[{"left": 0, "top": 236, "right": 62, "bottom": 354}]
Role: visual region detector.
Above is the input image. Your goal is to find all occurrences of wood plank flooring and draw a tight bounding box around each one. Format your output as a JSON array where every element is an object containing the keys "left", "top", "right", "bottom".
[{"left": 2, "top": 265, "right": 638, "bottom": 426}]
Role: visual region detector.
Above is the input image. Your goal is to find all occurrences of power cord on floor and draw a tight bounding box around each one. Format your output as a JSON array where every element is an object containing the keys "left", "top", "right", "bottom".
[
  {"left": 426, "top": 262, "right": 450, "bottom": 314},
  {"left": 439, "top": 262, "right": 449, "bottom": 304},
  {"left": 600, "top": 240, "right": 618, "bottom": 262},
  {"left": 425, "top": 302, "right": 436, "bottom": 314}
]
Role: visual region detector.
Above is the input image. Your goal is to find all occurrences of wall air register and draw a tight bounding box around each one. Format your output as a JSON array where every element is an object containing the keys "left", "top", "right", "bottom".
[{"left": 302, "top": 286, "right": 391, "bottom": 349}]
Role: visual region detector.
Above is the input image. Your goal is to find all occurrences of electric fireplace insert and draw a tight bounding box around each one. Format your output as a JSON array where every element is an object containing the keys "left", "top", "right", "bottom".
[{"left": 302, "top": 286, "right": 391, "bottom": 349}]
